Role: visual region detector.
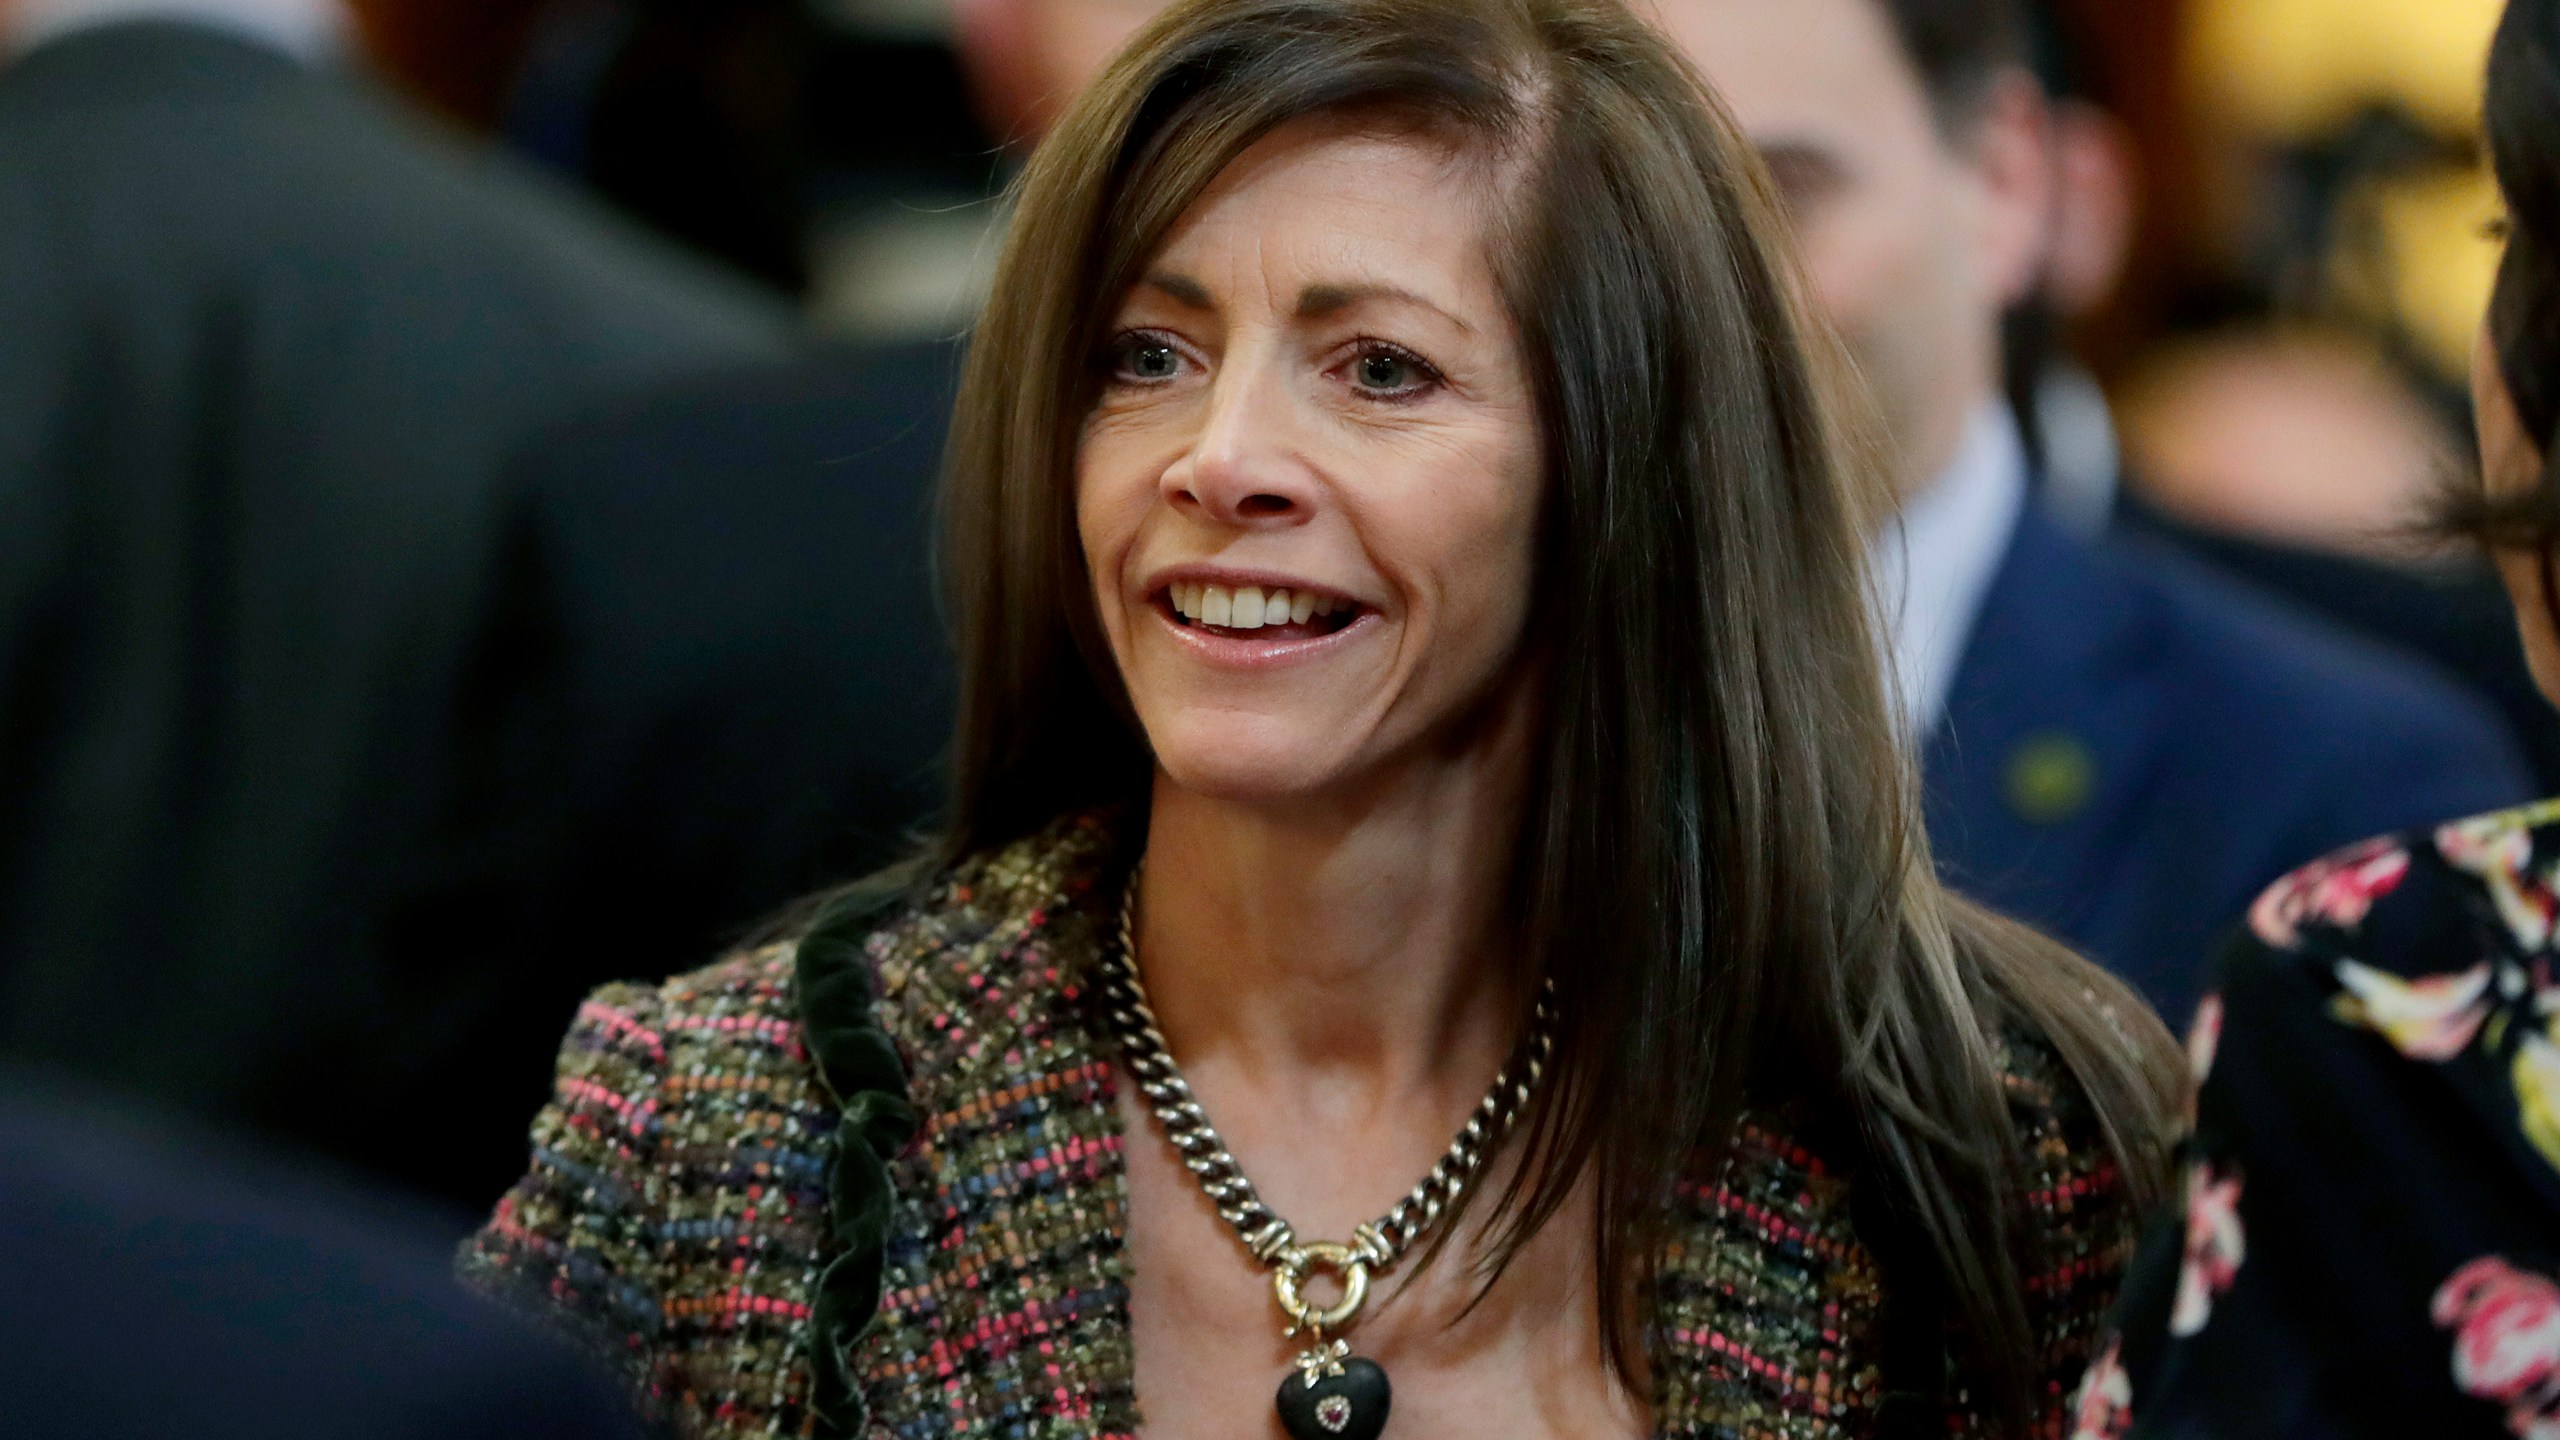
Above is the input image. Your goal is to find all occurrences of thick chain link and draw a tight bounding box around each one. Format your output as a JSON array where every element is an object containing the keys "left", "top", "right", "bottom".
[{"left": 1096, "top": 865, "right": 1557, "bottom": 1278}]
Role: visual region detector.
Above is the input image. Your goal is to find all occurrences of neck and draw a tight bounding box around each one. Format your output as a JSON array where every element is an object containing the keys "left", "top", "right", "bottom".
[
  {"left": 1131, "top": 689, "right": 1538, "bottom": 1110},
  {"left": 1895, "top": 384, "right": 1993, "bottom": 504}
]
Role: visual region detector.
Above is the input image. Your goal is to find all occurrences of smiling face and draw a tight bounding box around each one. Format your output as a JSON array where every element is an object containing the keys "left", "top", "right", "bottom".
[{"left": 1074, "top": 115, "right": 1545, "bottom": 804}]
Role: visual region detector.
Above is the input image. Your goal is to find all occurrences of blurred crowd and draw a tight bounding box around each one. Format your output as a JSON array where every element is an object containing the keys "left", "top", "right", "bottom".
[{"left": 1, "top": 0, "right": 2551, "bottom": 1431}]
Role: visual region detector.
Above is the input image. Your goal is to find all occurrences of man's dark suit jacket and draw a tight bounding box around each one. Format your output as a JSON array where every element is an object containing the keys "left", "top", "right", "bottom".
[
  {"left": 0, "top": 24, "right": 789, "bottom": 1205},
  {"left": 418, "top": 345, "right": 955, "bottom": 1206},
  {"left": 1924, "top": 509, "right": 2531, "bottom": 1021},
  {"left": 0, "top": 1071, "right": 653, "bottom": 1439},
  {"left": 2116, "top": 493, "right": 2560, "bottom": 793}
]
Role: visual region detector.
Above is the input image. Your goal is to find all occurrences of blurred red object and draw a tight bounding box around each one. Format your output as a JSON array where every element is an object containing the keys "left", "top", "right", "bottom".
[
  {"left": 2045, "top": 0, "right": 2197, "bottom": 378},
  {"left": 346, "top": 0, "right": 550, "bottom": 129}
]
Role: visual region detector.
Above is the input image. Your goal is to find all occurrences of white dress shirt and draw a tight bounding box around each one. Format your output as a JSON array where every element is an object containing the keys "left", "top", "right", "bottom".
[
  {"left": 1869, "top": 404, "right": 2029, "bottom": 736},
  {"left": 2033, "top": 363, "right": 2122, "bottom": 539},
  {"left": 11, "top": 0, "right": 345, "bottom": 62}
]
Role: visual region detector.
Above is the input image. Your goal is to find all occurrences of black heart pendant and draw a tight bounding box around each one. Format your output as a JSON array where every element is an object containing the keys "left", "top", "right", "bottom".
[{"left": 1276, "top": 1355, "right": 1392, "bottom": 1440}]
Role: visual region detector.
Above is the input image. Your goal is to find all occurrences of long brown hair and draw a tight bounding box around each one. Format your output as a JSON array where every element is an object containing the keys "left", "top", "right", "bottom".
[{"left": 921, "top": 0, "right": 2181, "bottom": 1421}]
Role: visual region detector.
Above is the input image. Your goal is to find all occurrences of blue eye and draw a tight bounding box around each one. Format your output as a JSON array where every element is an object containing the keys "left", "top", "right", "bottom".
[
  {"left": 1111, "top": 333, "right": 1182, "bottom": 382},
  {"left": 1346, "top": 343, "right": 1440, "bottom": 398}
]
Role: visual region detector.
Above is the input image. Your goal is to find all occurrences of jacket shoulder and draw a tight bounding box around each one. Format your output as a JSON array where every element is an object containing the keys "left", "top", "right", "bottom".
[
  {"left": 1992, "top": 1020, "right": 2140, "bottom": 1242},
  {"left": 2235, "top": 797, "right": 2560, "bottom": 985},
  {"left": 461, "top": 944, "right": 836, "bottom": 1437},
  {"left": 0, "top": 24, "right": 784, "bottom": 362},
  {"left": 1660, "top": 1027, "right": 2138, "bottom": 1432},
  {"left": 2103, "top": 528, "right": 2517, "bottom": 771},
  {"left": 654, "top": 943, "right": 810, "bottom": 1037}
]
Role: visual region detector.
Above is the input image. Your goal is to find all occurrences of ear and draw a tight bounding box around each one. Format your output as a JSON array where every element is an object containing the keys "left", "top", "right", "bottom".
[
  {"left": 1964, "top": 70, "right": 2055, "bottom": 311},
  {"left": 2043, "top": 99, "right": 2138, "bottom": 318},
  {"left": 951, "top": 0, "right": 1043, "bottom": 149}
]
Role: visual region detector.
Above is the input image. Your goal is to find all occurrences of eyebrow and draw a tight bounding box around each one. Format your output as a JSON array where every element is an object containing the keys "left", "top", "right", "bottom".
[
  {"left": 1137, "top": 271, "right": 1476, "bottom": 334},
  {"left": 1755, "top": 140, "right": 1849, "bottom": 195},
  {"left": 1140, "top": 271, "right": 1214, "bottom": 309},
  {"left": 1295, "top": 282, "right": 1475, "bottom": 334}
]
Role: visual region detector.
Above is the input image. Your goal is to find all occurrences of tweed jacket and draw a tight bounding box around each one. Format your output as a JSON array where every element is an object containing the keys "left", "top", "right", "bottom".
[{"left": 462, "top": 812, "right": 2138, "bottom": 1439}]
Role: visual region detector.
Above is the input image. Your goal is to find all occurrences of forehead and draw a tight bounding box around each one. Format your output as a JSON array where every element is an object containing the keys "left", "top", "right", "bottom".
[
  {"left": 1638, "top": 0, "right": 1935, "bottom": 148},
  {"left": 1143, "top": 117, "right": 1502, "bottom": 300}
]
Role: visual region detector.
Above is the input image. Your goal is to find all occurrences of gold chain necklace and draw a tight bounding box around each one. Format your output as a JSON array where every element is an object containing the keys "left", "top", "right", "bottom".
[{"left": 1096, "top": 865, "right": 1557, "bottom": 1440}]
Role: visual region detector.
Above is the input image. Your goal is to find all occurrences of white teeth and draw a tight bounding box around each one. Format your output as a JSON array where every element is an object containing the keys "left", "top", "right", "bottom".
[{"left": 1167, "top": 579, "right": 1354, "bottom": 629}]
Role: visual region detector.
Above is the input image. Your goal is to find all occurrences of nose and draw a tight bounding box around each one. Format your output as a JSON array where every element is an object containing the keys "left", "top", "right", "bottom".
[{"left": 1159, "top": 355, "right": 1317, "bottom": 528}]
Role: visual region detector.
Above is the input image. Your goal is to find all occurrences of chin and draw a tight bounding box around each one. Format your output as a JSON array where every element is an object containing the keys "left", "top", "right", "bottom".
[{"left": 1143, "top": 710, "right": 1358, "bottom": 804}]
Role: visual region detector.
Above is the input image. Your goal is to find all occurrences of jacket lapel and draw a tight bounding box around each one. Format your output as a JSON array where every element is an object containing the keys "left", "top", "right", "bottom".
[
  {"left": 850, "top": 815, "right": 1144, "bottom": 1438},
  {"left": 1921, "top": 509, "right": 2170, "bottom": 974}
]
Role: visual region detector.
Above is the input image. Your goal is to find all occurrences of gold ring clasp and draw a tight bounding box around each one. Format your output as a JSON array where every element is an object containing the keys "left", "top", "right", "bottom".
[{"left": 1272, "top": 1240, "right": 1371, "bottom": 1335}]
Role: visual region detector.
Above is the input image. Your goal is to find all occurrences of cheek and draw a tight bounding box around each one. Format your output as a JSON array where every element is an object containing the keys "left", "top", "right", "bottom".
[
  {"left": 1061, "top": 3, "right": 1158, "bottom": 78},
  {"left": 1814, "top": 171, "right": 1966, "bottom": 341},
  {"left": 2493, "top": 546, "right": 2560, "bottom": 708},
  {"left": 1792, "top": 206, "right": 1880, "bottom": 332},
  {"left": 1074, "top": 430, "right": 1158, "bottom": 611},
  {"left": 2476, "top": 381, "right": 2544, "bottom": 506},
  {"left": 1033, "top": 2, "right": 1162, "bottom": 121},
  {"left": 2494, "top": 546, "right": 2549, "bottom": 622},
  {"left": 1385, "top": 429, "right": 1542, "bottom": 659},
  {"left": 1799, "top": 213, "right": 1930, "bottom": 386}
]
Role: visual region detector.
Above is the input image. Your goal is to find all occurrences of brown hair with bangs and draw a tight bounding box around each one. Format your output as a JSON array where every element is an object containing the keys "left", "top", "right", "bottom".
[{"left": 923, "top": 0, "right": 2181, "bottom": 1424}]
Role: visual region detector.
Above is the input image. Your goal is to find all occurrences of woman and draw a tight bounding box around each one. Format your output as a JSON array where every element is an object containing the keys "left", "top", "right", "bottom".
[
  {"left": 466, "top": 0, "right": 2180, "bottom": 1435},
  {"left": 2068, "top": 2, "right": 2560, "bottom": 1435}
]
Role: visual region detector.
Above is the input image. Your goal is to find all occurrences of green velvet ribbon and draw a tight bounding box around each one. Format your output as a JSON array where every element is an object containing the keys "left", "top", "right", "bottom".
[{"left": 793, "top": 878, "right": 923, "bottom": 1439}]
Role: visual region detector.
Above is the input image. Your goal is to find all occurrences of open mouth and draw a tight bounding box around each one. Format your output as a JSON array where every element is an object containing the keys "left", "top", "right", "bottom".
[{"left": 1159, "top": 580, "right": 1364, "bottom": 642}]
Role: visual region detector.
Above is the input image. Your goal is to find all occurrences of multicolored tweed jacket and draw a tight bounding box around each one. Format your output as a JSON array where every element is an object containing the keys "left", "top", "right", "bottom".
[{"left": 462, "top": 812, "right": 2138, "bottom": 1439}]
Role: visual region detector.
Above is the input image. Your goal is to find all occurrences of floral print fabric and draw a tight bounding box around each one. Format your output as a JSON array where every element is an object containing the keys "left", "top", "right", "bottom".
[
  {"left": 2076, "top": 798, "right": 2560, "bottom": 1437},
  {"left": 2167, "top": 1164, "right": 2243, "bottom": 1338},
  {"left": 2435, "top": 1257, "right": 2560, "bottom": 1436}
]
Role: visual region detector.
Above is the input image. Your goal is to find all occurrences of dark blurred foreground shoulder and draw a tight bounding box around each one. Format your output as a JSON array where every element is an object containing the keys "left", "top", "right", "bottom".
[
  {"left": 0, "top": 1071, "right": 653, "bottom": 1440},
  {"left": 458, "top": 943, "right": 842, "bottom": 1434}
]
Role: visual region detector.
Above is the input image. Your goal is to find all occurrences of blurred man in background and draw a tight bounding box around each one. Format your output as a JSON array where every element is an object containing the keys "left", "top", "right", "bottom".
[
  {"left": 0, "top": 0, "right": 788, "bottom": 1210},
  {"left": 1652, "top": 0, "right": 2530, "bottom": 1018},
  {"left": 414, "top": 0, "right": 1143, "bottom": 1109}
]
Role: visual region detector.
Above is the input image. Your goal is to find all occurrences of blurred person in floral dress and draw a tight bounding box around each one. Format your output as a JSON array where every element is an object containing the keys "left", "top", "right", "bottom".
[{"left": 2071, "top": 0, "right": 2560, "bottom": 1432}]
